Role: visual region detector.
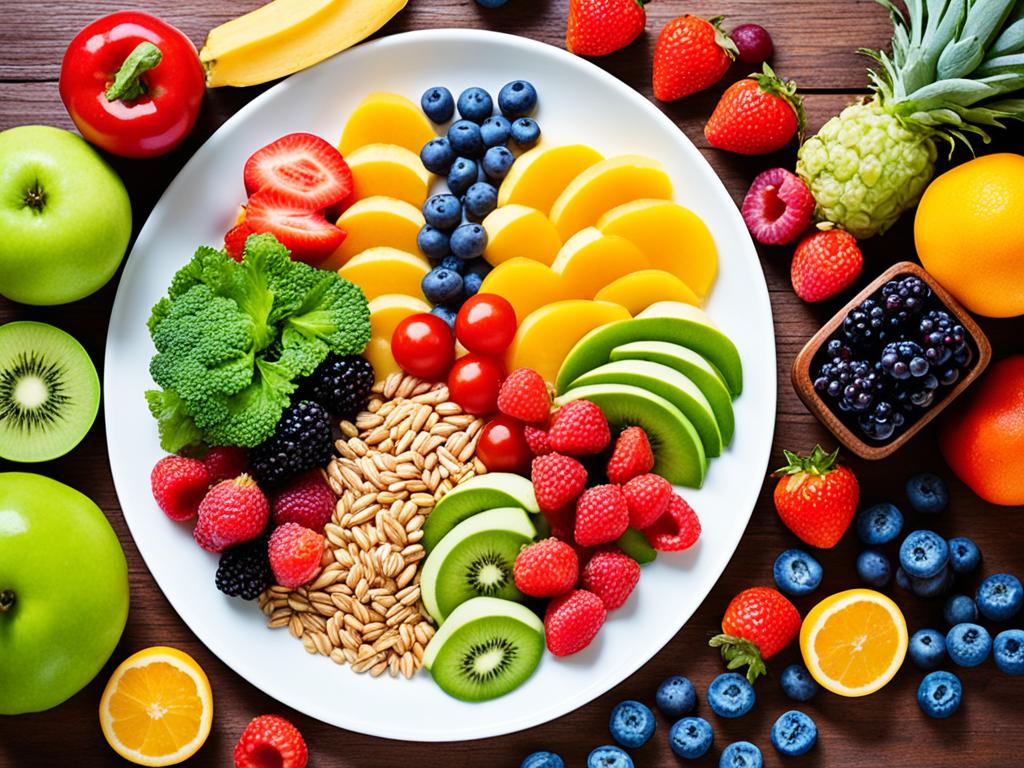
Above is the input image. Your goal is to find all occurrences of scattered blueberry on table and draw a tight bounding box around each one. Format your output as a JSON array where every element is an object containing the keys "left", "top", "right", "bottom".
[
  {"left": 608, "top": 700, "right": 656, "bottom": 749},
  {"left": 773, "top": 548, "right": 823, "bottom": 596},
  {"left": 943, "top": 595, "right": 979, "bottom": 625},
  {"left": 856, "top": 549, "right": 892, "bottom": 587},
  {"left": 910, "top": 566, "right": 953, "bottom": 598},
  {"left": 976, "top": 573, "right": 1023, "bottom": 621},
  {"left": 719, "top": 740, "right": 763, "bottom": 768},
  {"left": 946, "top": 623, "right": 992, "bottom": 667},
  {"left": 771, "top": 710, "right": 817, "bottom": 756},
  {"left": 909, "top": 628, "right": 947, "bottom": 670},
  {"left": 521, "top": 752, "right": 564, "bottom": 768},
  {"left": 900, "top": 529, "right": 949, "bottom": 579},
  {"left": 780, "top": 663, "right": 818, "bottom": 702},
  {"left": 855, "top": 502, "right": 904, "bottom": 545},
  {"left": 947, "top": 536, "right": 981, "bottom": 574},
  {"left": 994, "top": 629, "right": 1024, "bottom": 675},
  {"left": 917, "top": 671, "right": 962, "bottom": 718},
  {"left": 669, "top": 717, "right": 713, "bottom": 759},
  {"left": 655, "top": 675, "right": 697, "bottom": 718},
  {"left": 587, "top": 745, "right": 633, "bottom": 768},
  {"left": 707, "top": 672, "right": 756, "bottom": 719},
  {"left": 906, "top": 472, "right": 949, "bottom": 514}
]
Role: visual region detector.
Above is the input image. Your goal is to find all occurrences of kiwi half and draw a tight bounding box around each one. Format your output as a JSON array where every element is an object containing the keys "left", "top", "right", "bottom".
[
  {"left": 423, "top": 596, "right": 544, "bottom": 702},
  {"left": 0, "top": 322, "right": 100, "bottom": 462}
]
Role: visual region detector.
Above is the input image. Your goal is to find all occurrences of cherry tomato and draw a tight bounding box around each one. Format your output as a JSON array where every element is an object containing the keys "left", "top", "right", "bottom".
[
  {"left": 447, "top": 354, "right": 505, "bottom": 415},
  {"left": 476, "top": 415, "right": 531, "bottom": 474},
  {"left": 391, "top": 313, "right": 455, "bottom": 380},
  {"left": 455, "top": 293, "right": 517, "bottom": 355}
]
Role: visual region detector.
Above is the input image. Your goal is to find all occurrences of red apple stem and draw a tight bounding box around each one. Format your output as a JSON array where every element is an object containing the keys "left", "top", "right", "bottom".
[
  {"left": 0, "top": 590, "right": 14, "bottom": 613},
  {"left": 106, "top": 41, "right": 162, "bottom": 102}
]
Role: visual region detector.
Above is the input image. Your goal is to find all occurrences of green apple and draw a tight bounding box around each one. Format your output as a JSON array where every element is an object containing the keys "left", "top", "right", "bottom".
[
  {"left": 0, "top": 472, "right": 129, "bottom": 714},
  {"left": 0, "top": 125, "right": 132, "bottom": 306}
]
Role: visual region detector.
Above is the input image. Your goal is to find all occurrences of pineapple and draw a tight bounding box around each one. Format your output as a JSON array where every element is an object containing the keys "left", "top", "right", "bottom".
[{"left": 797, "top": 0, "right": 1024, "bottom": 238}]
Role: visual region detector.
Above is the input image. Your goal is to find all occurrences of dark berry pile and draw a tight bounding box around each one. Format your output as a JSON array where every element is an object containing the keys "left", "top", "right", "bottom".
[
  {"left": 299, "top": 354, "right": 374, "bottom": 421},
  {"left": 814, "top": 275, "right": 974, "bottom": 443},
  {"left": 250, "top": 400, "right": 333, "bottom": 485},
  {"left": 216, "top": 534, "right": 272, "bottom": 600}
]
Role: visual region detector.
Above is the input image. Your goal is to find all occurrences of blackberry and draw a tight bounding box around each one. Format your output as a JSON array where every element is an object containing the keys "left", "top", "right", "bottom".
[
  {"left": 880, "top": 276, "right": 931, "bottom": 332},
  {"left": 250, "top": 400, "right": 333, "bottom": 485},
  {"left": 216, "top": 535, "right": 272, "bottom": 600},
  {"left": 300, "top": 354, "right": 375, "bottom": 420},
  {"left": 813, "top": 341, "right": 880, "bottom": 411},
  {"left": 880, "top": 340, "right": 929, "bottom": 380},
  {"left": 858, "top": 399, "right": 906, "bottom": 442},
  {"left": 842, "top": 297, "right": 888, "bottom": 347},
  {"left": 919, "top": 309, "right": 966, "bottom": 366}
]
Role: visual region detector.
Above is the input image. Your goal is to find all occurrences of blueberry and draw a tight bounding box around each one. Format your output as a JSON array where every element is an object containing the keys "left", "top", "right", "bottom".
[
  {"left": 779, "top": 664, "right": 818, "bottom": 702},
  {"left": 456, "top": 87, "right": 494, "bottom": 124},
  {"left": 450, "top": 223, "right": 488, "bottom": 260},
  {"left": 910, "top": 565, "right": 953, "bottom": 598},
  {"left": 943, "top": 595, "right": 978, "bottom": 625},
  {"left": 994, "top": 629, "right": 1024, "bottom": 675},
  {"left": 480, "top": 115, "right": 512, "bottom": 147},
  {"left": 520, "top": 753, "right": 562, "bottom": 768},
  {"left": 448, "top": 120, "right": 486, "bottom": 158},
  {"left": 608, "top": 699, "right": 656, "bottom": 748},
  {"left": 899, "top": 530, "right": 949, "bottom": 578},
  {"left": 447, "top": 157, "right": 479, "bottom": 196},
  {"left": 421, "top": 86, "right": 455, "bottom": 123},
  {"left": 855, "top": 502, "right": 904, "bottom": 545},
  {"left": 856, "top": 549, "right": 892, "bottom": 587},
  {"left": 417, "top": 225, "right": 450, "bottom": 260},
  {"left": 463, "top": 256, "right": 493, "bottom": 279},
  {"left": 475, "top": 0, "right": 509, "bottom": 6},
  {"left": 772, "top": 549, "right": 823, "bottom": 596},
  {"left": 668, "top": 717, "right": 713, "bottom": 759},
  {"left": 586, "top": 746, "right": 632, "bottom": 768},
  {"left": 895, "top": 566, "right": 912, "bottom": 590},
  {"left": 439, "top": 254, "right": 465, "bottom": 274},
  {"left": 464, "top": 182, "right": 498, "bottom": 219},
  {"left": 421, "top": 267, "right": 464, "bottom": 304},
  {"left": 420, "top": 137, "right": 456, "bottom": 175},
  {"left": 917, "top": 670, "right": 962, "bottom": 718},
  {"left": 976, "top": 573, "right": 1023, "bottom": 621},
  {"left": 707, "top": 673, "right": 755, "bottom": 719},
  {"left": 482, "top": 145, "right": 515, "bottom": 181},
  {"left": 510, "top": 117, "right": 541, "bottom": 148},
  {"left": 909, "top": 628, "right": 946, "bottom": 670},
  {"left": 770, "top": 710, "right": 816, "bottom": 756},
  {"left": 464, "top": 272, "right": 483, "bottom": 297},
  {"left": 423, "top": 194, "right": 463, "bottom": 231},
  {"left": 430, "top": 304, "right": 459, "bottom": 330},
  {"left": 719, "top": 741, "right": 763, "bottom": 768},
  {"left": 946, "top": 622, "right": 992, "bottom": 667},
  {"left": 947, "top": 536, "right": 981, "bottom": 574},
  {"left": 498, "top": 79, "right": 539, "bottom": 118},
  {"left": 655, "top": 675, "right": 697, "bottom": 717},
  {"left": 906, "top": 472, "right": 949, "bottom": 514}
]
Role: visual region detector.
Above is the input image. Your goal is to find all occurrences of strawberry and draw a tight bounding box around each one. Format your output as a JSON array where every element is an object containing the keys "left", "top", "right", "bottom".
[
  {"left": 710, "top": 586, "right": 801, "bottom": 682},
  {"left": 224, "top": 219, "right": 252, "bottom": 262},
  {"left": 523, "top": 424, "right": 552, "bottom": 456},
  {"left": 272, "top": 469, "right": 336, "bottom": 531},
  {"left": 704, "top": 64, "right": 805, "bottom": 155},
  {"left": 193, "top": 474, "right": 269, "bottom": 553},
  {"left": 622, "top": 473, "right": 672, "bottom": 529},
  {"left": 606, "top": 426, "right": 655, "bottom": 484},
  {"left": 531, "top": 453, "right": 588, "bottom": 513},
  {"left": 234, "top": 714, "right": 308, "bottom": 768},
  {"left": 245, "top": 189, "right": 346, "bottom": 265},
  {"left": 652, "top": 15, "right": 738, "bottom": 102},
  {"left": 581, "top": 549, "right": 640, "bottom": 610},
  {"left": 772, "top": 445, "right": 859, "bottom": 548},
  {"left": 268, "top": 522, "right": 325, "bottom": 589},
  {"left": 790, "top": 229, "right": 863, "bottom": 302},
  {"left": 566, "top": 0, "right": 648, "bottom": 58},
  {"left": 643, "top": 494, "right": 701, "bottom": 551},
  {"left": 514, "top": 538, "right": 579, "bottom": 598},
  {"left": 575, "top": 484, "right": 630, "bottom": 547},
  {"left": 243, "top": 132, "right": 353, "bottom": 210},
  {"left": 151, "top": 455, "right": 211, "bottom": 522},
  {"left": 548, "top": 400, "right": 610, "bottom": 456},
  {"left": 544, "top": 589, "right": 607, "bottom": 656},
  {"left": 203, "top": 445, "right": 249, "bottom": 483},
  {"left": 741, "top": 167, "right": 815, "bottom": 246},
  {"left": 497, "top": 368, "right": 551, "bottom": 423}
]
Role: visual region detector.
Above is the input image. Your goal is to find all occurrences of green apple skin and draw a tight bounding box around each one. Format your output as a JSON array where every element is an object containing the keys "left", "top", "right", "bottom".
[
  {"left": 0, "top": 125, "right": 132, "bottom": 306},
  {"left": 0, "top": 472, "right": 129, "bottom": 714}
]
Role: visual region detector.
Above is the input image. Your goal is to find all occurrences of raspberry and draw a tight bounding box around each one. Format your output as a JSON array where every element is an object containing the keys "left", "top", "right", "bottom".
[
  {"left": 268, "top": 522, "right": 325, "bottom": 588},
  {"left": 531, "top": 453, "right": 588, "bottom": 513},
  {"left": 514, "top": 538, "right": 579, "bottom": 598},
  {"left": 203, "top": 446, "right": 249, "bottom": 483},
  {"left": 581, "top": 549, "right": 641, "bottom": 610},
  {"left": 233, "top": 714, "right": 308, "bottom": 768},
  {"left": 523, "top": 424, "right": 552, "bottom": 456},
  {"left": 272, "top": 470, "right": 336, "bottom": 531},
  {"left": 740, "top": 167, "right": 814, "bottom": 245},
  {"left": 644, "top": 494, "right": 701, "bottom": 551},
  {"left": 548, "top": 400, "right": 610, "bottom": 456},
  {"left": 193, "top": 474, "right": 269, "bottom": 553},
  {"left": 497, "top": 368, "right": 551, "bottom": 423},
  {"left": 544, "top": 589, "right": 607, "bottom": 657},
  {"left": 151, "top": 455, "right": 211, "bottom": 522},
  {"left": 622, "top": 473, "right": 672, "bottom": 529},
  {"left": 606, "top": 426, "right": 655, "bottom": 484},
  {"left": 575, "top": 484, "right": 630, "bottom": 547}
]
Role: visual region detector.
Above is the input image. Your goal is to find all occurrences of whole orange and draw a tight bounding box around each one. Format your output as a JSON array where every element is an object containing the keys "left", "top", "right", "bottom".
[
  {"left": 915, "top": 153, "right": 1024, "bottom": 318},
  {"left": 940, "top": 356, "right": 1024, "bottom": 506}
]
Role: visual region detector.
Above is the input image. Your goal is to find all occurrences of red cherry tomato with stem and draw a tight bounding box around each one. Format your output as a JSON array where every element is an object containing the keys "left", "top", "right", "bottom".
[
  {"left": 391, "top": 314, "right": 455, "bottom": 380},
  {"left": 455, "top": 294, "right": 517, "bottom": 355},
  {"left": 447, "top": 354, "right": 505, "bottom": 415},
  {"left": 476, "top": 415, "right": 531, "bottom": 474}
]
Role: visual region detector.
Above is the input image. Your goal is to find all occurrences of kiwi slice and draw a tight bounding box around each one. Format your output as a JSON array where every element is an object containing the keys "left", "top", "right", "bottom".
[
  {"left": 420, "top": 507, "right": 536, "bottom": 623},
  {"left": 617, "top": 528, "right": 657, "bottom": 565},
  {"left": 0, "top": 322, "right": 100, "bottom": 462},
  {"left": 423, "top": 596, "right": 544, "bottom": 702}
]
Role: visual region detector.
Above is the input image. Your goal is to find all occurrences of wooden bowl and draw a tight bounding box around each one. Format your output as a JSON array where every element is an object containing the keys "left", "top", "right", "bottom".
[{"left": 792, "top": 261, "right": 991, "bottom": 460}]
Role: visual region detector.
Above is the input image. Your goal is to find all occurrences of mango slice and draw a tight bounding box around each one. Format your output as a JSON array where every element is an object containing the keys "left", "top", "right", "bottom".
[
  {"left": 347, "top": 143, "right": 431, "bottom": 207},
  {"left": 478, "top": 257, "right": 565, "bottom": 323},
  {"left": 337, "top": 247, "right": 429, "bottom": 302},
  {"left": 323, "top": 196, "right": 424, "bottom": 271},
  {"left": 498, "top": 143, "right": 604, "bottom": 214},
  {"left": 594, "top": 269, "right": 700, "bottom": 314},
  {"left": 366, "top": 294, "right": 431, "bottom": 378},
  {"left": 339, "top": 93, "right": 436, "bottom": 156},
  {"left": 482, "top": 205, "right": 561, "bottom": 267},
  {"left": 552, "top": 228, "right": 650, "bottom": 300}
]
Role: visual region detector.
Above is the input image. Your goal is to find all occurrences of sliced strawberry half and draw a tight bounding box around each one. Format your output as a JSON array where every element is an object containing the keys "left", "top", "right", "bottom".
[
  {"left": 244, "top": 132, "right": 353, "bottom": 210},
  {"left": 245, "top": 189, "right": 346, "bottom": 264},
  {"left": 224, "top": 218, "right": 252, "bottom": 262},
  {"left": 643, "top": 494, "right": 701, "bottom": 551}
]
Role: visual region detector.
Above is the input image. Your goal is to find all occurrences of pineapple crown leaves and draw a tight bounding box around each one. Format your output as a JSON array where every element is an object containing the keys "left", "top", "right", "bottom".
[
  {"left": 771, "top": 444, "right": 840, "bottom": 478},
  {"left": 750, "top": 63, "right": 807, "bottom": 141},
  {"left": 709, "top": 634, "right": 767, "bottom": 684},
  {"left": 709, "top": 16, "right": 741, "bottom": 61}
]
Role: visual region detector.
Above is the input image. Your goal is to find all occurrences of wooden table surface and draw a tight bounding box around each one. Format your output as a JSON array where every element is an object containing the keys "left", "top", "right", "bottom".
[{"left": 2, "top": 2, "right": 1022, "bottom": 766}]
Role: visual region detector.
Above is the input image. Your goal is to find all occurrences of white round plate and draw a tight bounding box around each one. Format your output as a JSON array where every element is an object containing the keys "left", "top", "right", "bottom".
[{"left": 105, "top": 29, "right": 775, "bottom": 741}]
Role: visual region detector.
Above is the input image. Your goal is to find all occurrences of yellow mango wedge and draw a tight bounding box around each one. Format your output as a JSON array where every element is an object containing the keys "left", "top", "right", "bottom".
[
  {"left": 366, "top": 294, "right": 431, "bottom": 378},
  {"left": 347, "top": 143, "right": 431, "bottom": 207},
  {"left": 201, "top": 0, "right": 408, "bottom": 88},
  {"left": 482, "top": 205, "right": 562, "bottom": 267},
  {"left": 552, "top": 228, "right": 650, "bottom": 300},
  {"left": 339, "top": 93, "right": 436, "bottom": 156},
  {"left": 549, "top": 155, "right": 673, "bottom": 240},
  {"left": 506, "top": 300, "right": 631, "bottom": 384},
  {"left": 479, "top": 257, "right": 565, "bottom": 322},
  {"left": 498, "top": 143, "right": 604, "bottom": 214},
  {"left": 337, "top": 247, "right": 429, "bottom": 301},
  {"left": 594, "top": 269, "right": 701, "bottom": 315},
  {"left": 323, "top": 196, "right": 424, "bottom": 271},
  {"left": 597, "top": 199, "right": 718, "bottom": 300}
]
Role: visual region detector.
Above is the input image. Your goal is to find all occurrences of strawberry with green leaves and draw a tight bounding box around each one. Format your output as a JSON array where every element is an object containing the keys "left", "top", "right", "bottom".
[
  {"left": 566, "top": 0, "right": 648, "bottom": 57},
  {"left": 704, "top": 64, "right": 805, "bottom": 155},
  {"left": 653, "top": 15, "right": 737, "bottom": 102},
  {"left": 710, "top": 586, "right": 800, "bottom": 682},
  {"left": 773, "top": 445, "right": 860, "bottom": 548}
]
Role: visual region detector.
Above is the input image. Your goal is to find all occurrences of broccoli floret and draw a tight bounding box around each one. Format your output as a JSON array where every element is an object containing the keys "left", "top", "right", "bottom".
[
  {"left": 202, "top": 358, "right": 297, "bottom": 447},
  {"left": 280, "top": 270, "right": 370, "bottom": 376},
  {"left": 145, "top": 388, "right": 204, "bottom": 454}
]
